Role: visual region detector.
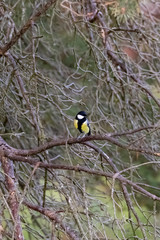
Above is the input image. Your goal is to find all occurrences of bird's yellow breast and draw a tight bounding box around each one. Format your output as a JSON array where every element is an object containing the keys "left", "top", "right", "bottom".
[
  {"left": 74, "top": 119, "right": 78, "bottom": 129},
  {"left": 81, "top": 121, "right": 89, "bottom": 134}
]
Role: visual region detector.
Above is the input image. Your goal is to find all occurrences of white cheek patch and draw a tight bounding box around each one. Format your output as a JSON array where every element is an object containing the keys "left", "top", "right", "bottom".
[{"left": 77, "top": 114, "right": 84, "bottom": 119}]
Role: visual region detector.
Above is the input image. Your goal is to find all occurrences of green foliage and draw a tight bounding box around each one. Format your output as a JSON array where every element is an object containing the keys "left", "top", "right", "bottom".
[{"left": 109, "top": 0, "right": 139, "bottom": 23}]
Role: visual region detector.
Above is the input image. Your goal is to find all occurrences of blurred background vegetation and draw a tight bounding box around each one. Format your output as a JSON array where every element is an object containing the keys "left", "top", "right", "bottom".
[{"left": 0, "top": 0, "right": 160, "bottom": 239}]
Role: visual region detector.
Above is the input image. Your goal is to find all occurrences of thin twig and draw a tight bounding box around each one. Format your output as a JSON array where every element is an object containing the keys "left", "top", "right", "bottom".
[
  {"left": 0, "top": 0, "right": 57, "bottom": 55},
  {"left": 23, "top": 201, "right": 80, "bottom": 240}
]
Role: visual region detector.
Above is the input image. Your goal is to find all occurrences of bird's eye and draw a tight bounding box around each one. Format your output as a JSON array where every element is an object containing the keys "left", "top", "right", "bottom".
[{"left": 77, "top": 114, "right": 84, "bottom": 119}]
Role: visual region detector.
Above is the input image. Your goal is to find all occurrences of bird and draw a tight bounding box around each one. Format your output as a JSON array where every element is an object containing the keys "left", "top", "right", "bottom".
[{"left": 74, "top": 111, "right": 91, "bottom": 136}]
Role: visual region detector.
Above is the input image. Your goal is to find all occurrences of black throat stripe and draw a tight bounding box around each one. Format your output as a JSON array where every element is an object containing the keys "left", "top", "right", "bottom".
[{"left": 77, "top": 118, "right": 86, "bottom": 133}]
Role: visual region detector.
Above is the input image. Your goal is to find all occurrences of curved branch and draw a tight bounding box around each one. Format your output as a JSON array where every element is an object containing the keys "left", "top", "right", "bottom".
[
  {"left": 3, "top": 153, "right": 160, "bottom": 202},
  {"left": 3, "top": 134, "right": 160, "bottom": 157},
  {"left": 0, "top": 0, "right": 56, "bottom": 55},
  {"left": 109, "top": 125, "right": 155, "bottom": 137},
  {"left": 23, "top": 201, "right": 79, "bottom": 240},
  {"left": 88, "top": 0, "right": 160, "bottom": 109}
]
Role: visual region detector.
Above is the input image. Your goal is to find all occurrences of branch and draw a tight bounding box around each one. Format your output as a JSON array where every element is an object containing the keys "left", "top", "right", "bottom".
[
  {"left": 23, "top": 201, "right": 80, "bottom": 240},
  {"left": 3, "top": 134, "right": 160, "bottom": 157},
  {"left": 7, "top": 53, "right": 41, "bottom": 135},
  {"left": 0, "top": 150, "right": 24, "bottom": 239},
  {"left": 109, "top": 125, "right": 155, "bottom": 137},
  {"left": 88, "top": 0, "right": 160, "bottom": 109},
  {"left": 0, "top": 0, "right": 56, "bottom": 55},
  {"left": 3, "top": 153, "right": 160, "bottom": 201},
  {"left": 121, "top": 184, "right": 147, "bottom": 239},
  {"left": 1, "top": 135, "right": 159, "bottom": 202}
]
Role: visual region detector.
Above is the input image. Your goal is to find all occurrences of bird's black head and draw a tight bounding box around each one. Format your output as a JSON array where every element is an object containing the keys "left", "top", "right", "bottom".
[
  {"left": 77, "top": 111, "right": 87, "bottom": 116},
  {"left": 75, "top": 111, "right": 87, "bottom": 120}
]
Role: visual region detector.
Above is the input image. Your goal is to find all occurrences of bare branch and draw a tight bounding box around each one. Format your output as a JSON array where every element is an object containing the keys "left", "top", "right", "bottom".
[
  {"left": 88, "top": 0, "right": 160, "bottom": 109},
  {"left": 0, "top": 150, "right": 24, "bottom": 239},
  {"left": 0, "top": 0, "right": 57, "bottom": 55},
  {"left": 7, "top": 54, "right": 41, "bottom": 135},
  {"left": 3, "top": 134, "right": 160, "bottom": 157},
  {"left": 2, "top": 153, "right": 160, "bottom": 202},
  {"left": 23, "top": 201, "right": 80, "bottom": 240}
]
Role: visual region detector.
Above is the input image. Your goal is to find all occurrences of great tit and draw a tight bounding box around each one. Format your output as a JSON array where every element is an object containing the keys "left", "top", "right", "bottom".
[{"left": 74, "top": 111, "right": 91, "bottom": 136}]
